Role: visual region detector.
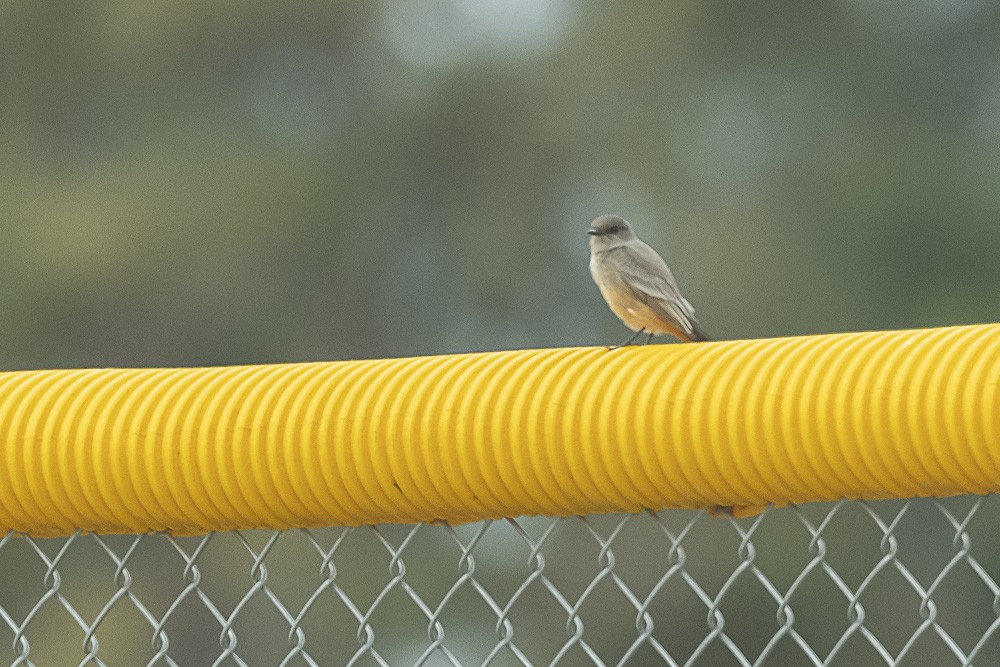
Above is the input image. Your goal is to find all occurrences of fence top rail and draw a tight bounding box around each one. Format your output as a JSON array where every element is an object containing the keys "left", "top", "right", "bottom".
[{"left": 0, "top": 323, "right": 997, "bottom": 537}]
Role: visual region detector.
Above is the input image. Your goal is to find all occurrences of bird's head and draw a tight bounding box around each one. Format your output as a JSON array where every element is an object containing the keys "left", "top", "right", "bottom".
[{"left": 588, "top": 214, "right": 636, "bottom": 249}]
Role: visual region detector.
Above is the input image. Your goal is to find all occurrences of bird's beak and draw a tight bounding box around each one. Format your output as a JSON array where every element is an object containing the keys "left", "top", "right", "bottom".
[{"left": 587, "top": 228, "right": 600, "bottom": 236}]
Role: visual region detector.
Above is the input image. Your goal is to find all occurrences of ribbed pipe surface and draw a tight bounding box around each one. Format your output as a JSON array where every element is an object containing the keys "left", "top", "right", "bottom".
[{"left": 0, "top": 324, "right": 997, "bottom": 536}]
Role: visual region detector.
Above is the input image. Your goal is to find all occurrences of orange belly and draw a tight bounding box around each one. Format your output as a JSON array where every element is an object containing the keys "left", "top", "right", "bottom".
[{"left": 598, "top": 283, "right": 691, "bottom": 341}]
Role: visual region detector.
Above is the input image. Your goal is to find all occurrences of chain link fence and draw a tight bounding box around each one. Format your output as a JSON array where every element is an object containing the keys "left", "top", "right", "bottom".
[{"left": 0, "top": 496, "right": 997, "bottom": 665}]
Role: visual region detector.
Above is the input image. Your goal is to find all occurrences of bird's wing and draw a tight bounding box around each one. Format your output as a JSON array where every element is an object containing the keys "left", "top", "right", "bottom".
[{"left": 614, "top": 242, "right": 700, "bottom": 334}]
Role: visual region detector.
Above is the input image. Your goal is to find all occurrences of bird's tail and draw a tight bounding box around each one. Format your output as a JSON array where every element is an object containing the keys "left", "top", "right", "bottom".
[{"left": 687, "top": 319, "right": 712, "bottom": 343}]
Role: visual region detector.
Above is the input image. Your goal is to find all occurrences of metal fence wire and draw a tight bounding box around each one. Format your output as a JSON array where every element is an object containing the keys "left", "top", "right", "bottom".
[{"left": 1, "top": 496, "right": 998, "bottom": 666}]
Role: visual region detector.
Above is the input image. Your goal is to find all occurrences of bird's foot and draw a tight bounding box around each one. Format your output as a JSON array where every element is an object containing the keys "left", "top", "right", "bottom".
[{"left": 612, "top": 328, "right": 646, "bottom": 348}]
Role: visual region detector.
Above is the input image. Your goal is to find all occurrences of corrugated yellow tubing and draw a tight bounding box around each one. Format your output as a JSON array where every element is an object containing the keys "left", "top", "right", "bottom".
[{"left": 0, "top": 324, "right": 998, "bottom": 537}]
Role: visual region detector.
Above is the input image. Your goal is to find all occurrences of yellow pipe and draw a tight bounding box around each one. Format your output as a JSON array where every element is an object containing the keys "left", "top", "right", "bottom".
[{"left": 0, "top": 324, "right": 997, "bottom": 537}]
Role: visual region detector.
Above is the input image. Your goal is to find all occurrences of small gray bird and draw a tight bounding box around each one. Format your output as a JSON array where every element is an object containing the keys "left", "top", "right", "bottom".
[{"left": 588, "top": 214, "right": 710, "bottom": 345}]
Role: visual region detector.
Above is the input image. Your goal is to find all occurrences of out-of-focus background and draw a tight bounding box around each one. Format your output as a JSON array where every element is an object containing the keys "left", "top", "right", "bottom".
[
  {"left": 4, "top": 1, "right": 1000, "bottom": 370},
  {"left": 3, "top": 1, "right": 1000, "bottom": 665}
]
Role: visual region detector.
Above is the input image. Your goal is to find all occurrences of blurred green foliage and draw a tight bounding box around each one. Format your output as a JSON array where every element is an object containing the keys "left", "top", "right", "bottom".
[{"left": 2, "top": 1, "right": 998, "bottom": 370}]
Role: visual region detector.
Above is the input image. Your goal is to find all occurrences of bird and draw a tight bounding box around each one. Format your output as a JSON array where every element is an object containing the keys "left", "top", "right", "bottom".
[{"left": 588, "top": 214, "right": 710, "bottom": 346}]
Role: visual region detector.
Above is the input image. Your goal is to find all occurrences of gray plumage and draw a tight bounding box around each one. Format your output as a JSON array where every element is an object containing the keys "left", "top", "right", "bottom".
[{"left": 588, "top": 214, "right": 710, "bottom": 343}]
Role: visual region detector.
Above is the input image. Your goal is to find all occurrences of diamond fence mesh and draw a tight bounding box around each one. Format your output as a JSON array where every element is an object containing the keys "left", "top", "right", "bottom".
[{"left": 1, "top": 496, "right": 998, "bottom": 666}]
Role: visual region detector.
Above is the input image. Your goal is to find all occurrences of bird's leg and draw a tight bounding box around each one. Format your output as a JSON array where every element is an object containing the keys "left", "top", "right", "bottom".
[
  {"left": 608, "top": 328, "right": 646, "bottom": 349},
  {"left": 644, "top": 332, "right": 655, "bottom": 345}
]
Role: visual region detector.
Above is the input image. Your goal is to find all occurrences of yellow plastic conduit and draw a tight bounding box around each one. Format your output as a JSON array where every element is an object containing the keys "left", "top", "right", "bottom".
[{"left": 0, "top": 323, "right": 998, "bottom": 537}]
